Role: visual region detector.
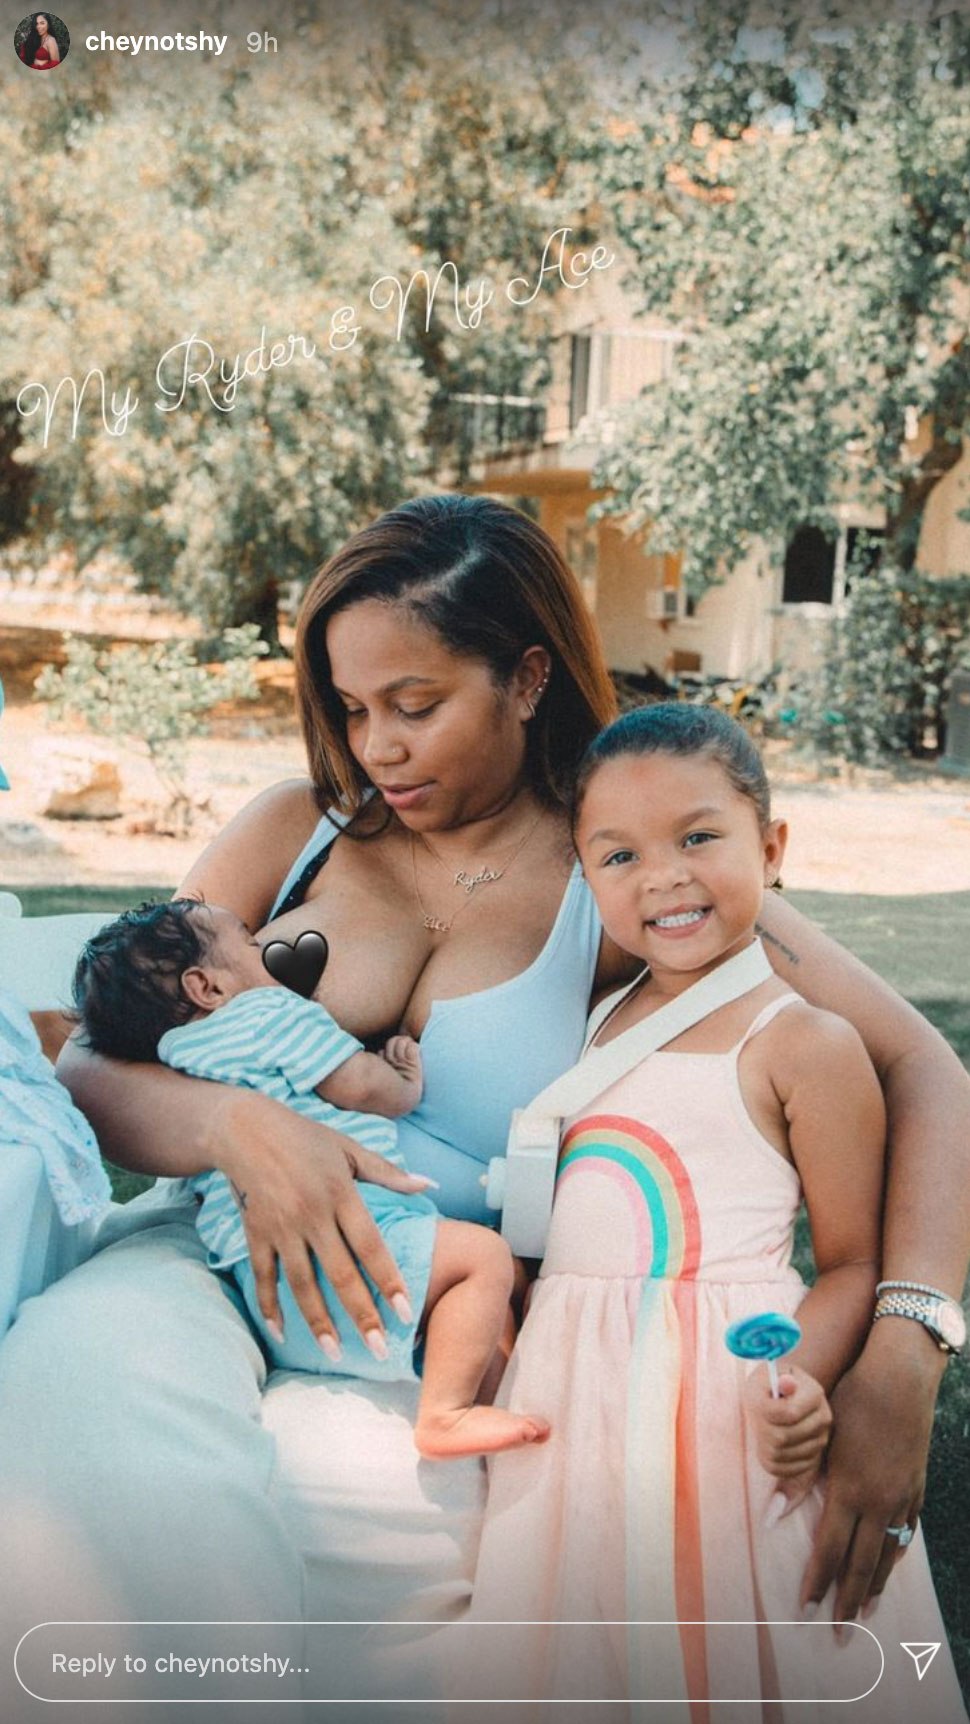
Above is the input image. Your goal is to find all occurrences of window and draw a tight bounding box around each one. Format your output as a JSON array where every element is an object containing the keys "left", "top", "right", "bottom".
[
  {"left": 782, "top": 526, "right": 836, "bottom": 605},
  {"left": 844, "top": 527, "right": 885, "bottom": 594},
  {"left": 568, "top": 333, "right": 613, "bottom": 428},
  {"left": 782, "top": 524, "right": 885, "bottom": 607},
  {"left": 569, "top": 335, "right": 591, "bottom": 430}
]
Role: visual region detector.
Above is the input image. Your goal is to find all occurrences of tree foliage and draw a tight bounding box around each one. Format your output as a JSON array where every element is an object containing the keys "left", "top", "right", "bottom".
[
  {"left": 809, "top": 568, "right": 970, "bottom": 763},
  {"left": 594, "top": 4, "right": 970, "bottom": 594},
  {"left": 1, "top": 45, "right": 428, "bottom": 634},
  {"left": 0, "top": 1, "right": 598, "bottom": 633}
]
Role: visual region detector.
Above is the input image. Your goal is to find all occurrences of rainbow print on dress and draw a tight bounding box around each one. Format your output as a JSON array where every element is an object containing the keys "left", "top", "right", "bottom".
[
  {"left": 558, "top": 1113, "right": 703, "bottom": 1280},
  {"left": 558, "top": 1113, "right": 706, "bottom": 1705}
]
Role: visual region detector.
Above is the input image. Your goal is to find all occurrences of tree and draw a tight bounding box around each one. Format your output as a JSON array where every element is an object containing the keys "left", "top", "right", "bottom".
[
  {"left": 0, "top": 46, "right": 432, "bottom": 640},
  {"left": 358, "top": 8, "right": 601, "bottom": 466},
  {"left": 593, "top": 4, "right": 970, "bottom": 596},
  {"left": 0, "top": 2, "right": 601, "bottom": 637}
]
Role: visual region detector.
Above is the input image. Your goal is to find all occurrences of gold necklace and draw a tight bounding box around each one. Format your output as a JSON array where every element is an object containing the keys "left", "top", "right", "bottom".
[
  {"left": 410, "top": 809, "right": 544, "bottom": 933},
  {"left": 418, "top": 810, "right": 544, "bottom": 894}
]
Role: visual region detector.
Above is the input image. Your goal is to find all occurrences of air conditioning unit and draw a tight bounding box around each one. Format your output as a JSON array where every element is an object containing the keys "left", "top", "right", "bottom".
[{"left": 646, "top": 588, "right": 681, "bottom": 621}]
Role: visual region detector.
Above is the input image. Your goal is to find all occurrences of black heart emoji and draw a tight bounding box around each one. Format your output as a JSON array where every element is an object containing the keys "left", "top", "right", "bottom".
[{"left": 261, "top": 930, "right": 329, "bottom": 998}]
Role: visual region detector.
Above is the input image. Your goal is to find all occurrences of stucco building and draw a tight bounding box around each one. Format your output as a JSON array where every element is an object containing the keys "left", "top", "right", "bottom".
[{"left": 451, "top": 271, "right": 970, "bottom": 684}]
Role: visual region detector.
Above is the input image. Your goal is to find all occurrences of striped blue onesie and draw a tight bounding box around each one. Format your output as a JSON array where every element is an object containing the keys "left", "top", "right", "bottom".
[{"left": 159, "top": 987, "right": 439, "bottom": 1381}]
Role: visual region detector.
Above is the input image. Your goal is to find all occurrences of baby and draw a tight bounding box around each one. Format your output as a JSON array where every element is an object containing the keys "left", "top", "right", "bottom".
[{"left": 73, "top": 897, "right": 549, "bottom": 1460}]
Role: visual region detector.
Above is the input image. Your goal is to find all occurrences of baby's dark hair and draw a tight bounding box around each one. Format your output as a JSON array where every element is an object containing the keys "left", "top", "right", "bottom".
[
  {"left": 73, "top": 898, "right": 217, "bottom": 1063},
  {"left": 572, "top": 702, "right": 771, "bottom": 829}
]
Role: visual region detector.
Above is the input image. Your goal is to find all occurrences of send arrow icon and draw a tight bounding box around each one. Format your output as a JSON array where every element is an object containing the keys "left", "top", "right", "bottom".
[{"left": 901, "top": 1643, "right": 941, "bottom": 1681}]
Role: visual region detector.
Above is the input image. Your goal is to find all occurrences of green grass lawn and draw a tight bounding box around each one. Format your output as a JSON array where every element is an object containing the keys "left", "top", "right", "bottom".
[
  {"left": 788, "top": 891, "right": 970, "bottom": 1697},
  {"left": 11, "top": 885, "right": 174, "bottom": 917},
  {"left": 14, "top": 881, "right": 970, "bottom": 1691}
]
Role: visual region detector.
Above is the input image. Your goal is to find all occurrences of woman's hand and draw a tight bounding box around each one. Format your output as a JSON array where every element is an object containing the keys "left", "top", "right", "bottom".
[
  {"left": 798, "top": 1319, "right": 944, "bottom": 1626},
  {"left": 215, "top": 1086, "right": 437, "bottom": 1353},
  {"left": 744, "top": 1363, "right": 832, "bottom": 1494}
]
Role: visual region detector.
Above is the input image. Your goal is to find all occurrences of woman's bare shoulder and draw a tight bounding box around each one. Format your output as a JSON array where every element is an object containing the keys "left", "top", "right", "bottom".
[{"left": 178, "top": 778, "right": 323, "bottom": 926}]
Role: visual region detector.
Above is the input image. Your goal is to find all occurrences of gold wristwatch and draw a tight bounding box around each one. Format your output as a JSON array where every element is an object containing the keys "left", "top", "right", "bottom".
[{"left": 873, "top": 1285, "right": 966, "bottom": 1357}]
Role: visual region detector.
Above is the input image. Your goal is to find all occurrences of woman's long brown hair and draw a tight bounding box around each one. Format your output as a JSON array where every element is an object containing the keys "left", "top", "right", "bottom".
[{"left": 294, "top": 494, "right": 618, "bottom": 814}]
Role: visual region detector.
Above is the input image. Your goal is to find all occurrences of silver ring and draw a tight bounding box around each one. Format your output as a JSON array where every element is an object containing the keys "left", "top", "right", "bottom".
[{"left": 885, "top": 1524, "right": 914, "bottom": 1547}]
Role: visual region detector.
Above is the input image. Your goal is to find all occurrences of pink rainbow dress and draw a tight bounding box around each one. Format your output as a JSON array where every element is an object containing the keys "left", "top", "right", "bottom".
[{"left": 465, "top": 993, "right": 967, "bottom": 1724}]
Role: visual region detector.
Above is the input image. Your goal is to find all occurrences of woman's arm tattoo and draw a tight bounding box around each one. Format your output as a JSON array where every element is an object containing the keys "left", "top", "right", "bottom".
[
  {"left": 230, "top": 1179, "right": 248, "bottom": 1211},
  {"left": 755, "top": 921, "right": 801, "bottom": 967}
]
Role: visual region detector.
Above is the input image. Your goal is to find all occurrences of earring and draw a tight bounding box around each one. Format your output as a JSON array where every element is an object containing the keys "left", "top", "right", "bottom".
[
  {"left": 530, "top": 675, "right": 549, "bottom": 715},
  {"left": 526, "top": 668, "right": 550, "bottom": 721}
]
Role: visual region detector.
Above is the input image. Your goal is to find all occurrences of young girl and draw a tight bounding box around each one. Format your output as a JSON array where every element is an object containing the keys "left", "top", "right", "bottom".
[{"left": 464, "top": 704, "right": 967, "bottom": 1723}]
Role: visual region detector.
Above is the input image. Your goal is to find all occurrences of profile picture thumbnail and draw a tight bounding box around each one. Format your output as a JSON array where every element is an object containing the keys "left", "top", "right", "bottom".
[{"left": 15, "top": 12, "right": 69, "bottom": 71}]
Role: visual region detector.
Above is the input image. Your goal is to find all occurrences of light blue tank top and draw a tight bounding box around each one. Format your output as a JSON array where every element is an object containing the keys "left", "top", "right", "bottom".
[{"left": 271, "top": 811, "right": 602, "bottom": 1224}]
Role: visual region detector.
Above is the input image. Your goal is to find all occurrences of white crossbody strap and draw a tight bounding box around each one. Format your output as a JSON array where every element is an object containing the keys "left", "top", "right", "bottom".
[
  {"left": 492, "top": 940, "right": 775, "bottom": 1256},
  {"left": 523, "top": 939, "right": 773, "bottom": 1128}
]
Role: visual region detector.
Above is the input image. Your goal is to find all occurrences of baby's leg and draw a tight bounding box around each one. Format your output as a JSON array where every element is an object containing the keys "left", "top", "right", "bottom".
[
  {"left": 476, "top": 1299, "right": 518, "bottom": 1408},
  {"left": 413, "top": 1221, "right": 551, "bottom": 1460}
]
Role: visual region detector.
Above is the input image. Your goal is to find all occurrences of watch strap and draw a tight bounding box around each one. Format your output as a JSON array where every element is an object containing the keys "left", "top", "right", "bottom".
[{"left": 873, "top": 1289, "right": 964, "bottom": 1355}]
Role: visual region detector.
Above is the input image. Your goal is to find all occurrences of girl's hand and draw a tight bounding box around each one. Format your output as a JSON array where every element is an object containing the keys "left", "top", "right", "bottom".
[
  {"left": 744, "top": 1363, "right": 833, "bottom": 1486},
  {"left": 215, "top": 1086, "right": 437, "bottom": 1354}
]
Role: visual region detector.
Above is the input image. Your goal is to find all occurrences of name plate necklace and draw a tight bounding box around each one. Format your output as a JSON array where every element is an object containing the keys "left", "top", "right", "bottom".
[{"left": 409, "top": 809, "right": 544, "bottom": 934}]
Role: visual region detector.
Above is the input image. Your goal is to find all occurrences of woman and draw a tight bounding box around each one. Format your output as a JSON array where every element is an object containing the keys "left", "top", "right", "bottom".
[
  {"left": 19, "top": 14, "right": 61, "bottom": 69},
  {"left": 0, "top": 497, "right": 966, "bottom": 1717}
]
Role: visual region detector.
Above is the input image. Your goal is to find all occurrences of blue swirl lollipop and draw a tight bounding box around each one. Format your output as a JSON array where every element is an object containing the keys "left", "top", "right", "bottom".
[
  {"left": 725, "top": 1312, "right": 802, "bottom": 1397},
  {"left": 0, "top": 673, "right": 8, "bottom": 791}
]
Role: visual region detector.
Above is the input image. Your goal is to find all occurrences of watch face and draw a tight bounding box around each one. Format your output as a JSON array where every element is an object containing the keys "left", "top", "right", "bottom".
[{"left": 936, "top": 1302, "right": 967, "bottom": 1352}]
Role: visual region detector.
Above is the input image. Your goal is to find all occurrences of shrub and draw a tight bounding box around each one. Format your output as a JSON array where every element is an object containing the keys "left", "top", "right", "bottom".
[
  {"left": 35, "top": 626, "right": 268, "bottom": 831},
  {"left": 807, "top": 569, "right": 970, "bottom": 765}
]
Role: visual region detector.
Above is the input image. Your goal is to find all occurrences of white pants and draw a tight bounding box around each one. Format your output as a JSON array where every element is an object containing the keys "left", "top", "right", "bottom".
[{"left": 0, "top": 1195, "right": 486, "bottom": 1723}]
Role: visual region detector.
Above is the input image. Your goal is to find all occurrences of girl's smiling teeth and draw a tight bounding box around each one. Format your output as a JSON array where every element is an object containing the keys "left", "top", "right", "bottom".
[{"left": 647, "top": 907, "right": 711, "bottom": 930}]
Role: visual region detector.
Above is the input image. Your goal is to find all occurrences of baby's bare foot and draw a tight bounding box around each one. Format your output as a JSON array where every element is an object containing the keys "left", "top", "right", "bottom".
[{"left": 414, "top": 1405, "right": 551, "bottom": 1460}]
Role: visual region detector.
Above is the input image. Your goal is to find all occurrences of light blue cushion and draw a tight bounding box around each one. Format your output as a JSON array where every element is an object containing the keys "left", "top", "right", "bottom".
[{"left": 0, "top": 990, "right": 111, "bottom": 1225}]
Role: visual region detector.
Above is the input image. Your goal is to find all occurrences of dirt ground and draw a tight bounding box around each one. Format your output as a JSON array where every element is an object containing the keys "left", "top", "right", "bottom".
[{"left": 2, "top": 688, "right": 969, "bottom": 896}]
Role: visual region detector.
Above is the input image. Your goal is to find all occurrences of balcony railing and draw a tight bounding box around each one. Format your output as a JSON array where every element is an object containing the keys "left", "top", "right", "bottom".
[{"left": 437, "top": 392, "right": 546, "bottom": 477}]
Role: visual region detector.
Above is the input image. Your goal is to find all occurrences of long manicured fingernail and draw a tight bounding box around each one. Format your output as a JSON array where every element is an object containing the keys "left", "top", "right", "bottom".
[
  {"left": 764, "top": 1494, "right": 787, "bottom": 1529},
  {"left": 408, "top": 1174, "right": 440, "bottom": 1190},
  {"left": 834, "top": 1620, "right": 852, "bottom": 1644},
  {"left": 861, "top": 1598, "right": 878, "bottom": 1621},
  {"left": 390, "top": 1292, "right": 414, "bottom": 1324},
  {"left": 317, "top": 1333, "right": 342, "bottom": 1363},
  {"left": 365, "top": 1328, "right": 390, "bottom": 1362},
  {"left": 802, "top": 1602, "right": 819, "bottom": 1621},
  {"left": 266, "top": 1319, "right": 285, "bottom": 1345}
]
